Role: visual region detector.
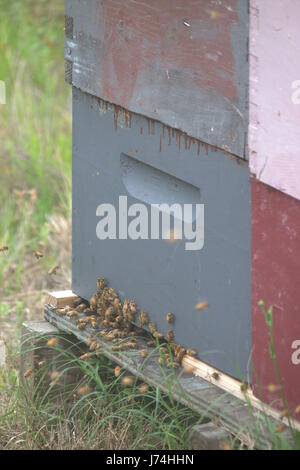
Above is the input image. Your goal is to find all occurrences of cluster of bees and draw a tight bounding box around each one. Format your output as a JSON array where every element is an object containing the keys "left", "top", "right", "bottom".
[{"left": 54, "top": 277, "right": 198, "bottom": 370}]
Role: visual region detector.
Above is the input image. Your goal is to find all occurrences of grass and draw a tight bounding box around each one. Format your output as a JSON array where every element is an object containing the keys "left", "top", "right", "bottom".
[{"left": 0, "top": 0, "right": 299, "bottom": 451}]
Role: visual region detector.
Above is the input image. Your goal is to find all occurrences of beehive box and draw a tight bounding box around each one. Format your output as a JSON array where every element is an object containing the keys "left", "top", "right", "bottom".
[{"left": 65, "top": 0, "right": 300, "bottom": 416}]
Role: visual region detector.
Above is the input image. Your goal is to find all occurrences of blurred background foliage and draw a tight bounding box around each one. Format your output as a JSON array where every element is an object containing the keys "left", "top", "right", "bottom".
[{"left": 0, "top": 0, "right": 72, "bottom": 345}]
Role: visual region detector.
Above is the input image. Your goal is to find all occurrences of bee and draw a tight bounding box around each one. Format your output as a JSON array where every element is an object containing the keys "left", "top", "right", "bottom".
[
  {"left": 175, "top": 347, "right": 185, "bottom": 362},
  {"left": 104, "top": 333, "right": 114, "bottom": 340},
  {"left": 47, "top": 337, "right": 57, "bottom": 347},
  {"left": 102, "top": 319, "right": 109, "bottom": 327},
  {"left": 267, "top": 384, "right": 281, "bottom": 393},
  {"left": 0, "top": 246, "right": 8, "bottom": 252},
  {"left": 153, "top": 331, "right": 163, "bottom": 340},
  {"left": 168, "top": 361, "right": 180, "bottom": 369},
  {"left": 166, "top": 331, "right": 174, "bottom": 343},
  {"left": 38, "top": 361, "right": 46, "bottom": 367},
  {"left": 240, "top": 382, "right": 249, "bottom": 393},
  {"left": 140, "top": 349, "right": 148, "bottom": 357},
  {"left": 280, "top": 409, "right": 289, "bottom": 419},
  {"left": 157, "top": 357, "right": 164, "bottom": 366},
  {"left": 122, "top": 376, "right": 133, "bottom": 387},
  {"left": 79, "top": 353, "right": 89, "bottom": 360},
  {"left": 89, "top": 295, "right": 98, "bottom": 311},
  {"left": 56, "top": 308, "right": 66, "bottom": 316},
  {"left": 48, "top": 265, "right": 59, "bottom": 275},
  {"left": 219, "top": 442, "right": 231, "bottom": 451},
  {"left": 105, "top": 306, "right": 114, "bottom": 321},
  {"left": 73, "top": 297, "right": 84, "bottom": 307},
  {"left": 166, "top": 312, "right": 174, "bottom": 324},
  {"left": 77, "top": 385, "right": 91, "bottom": 396},
  {"left": 84, "top": 308, "right": 93, "bottom": 315},
  {"left": 68, "top": 310, "right": 78, "bottom": 317},
  {"left": 211, "top": 372, "right": 220, "bottom": 381},
  {"left": 77, "top": 302, "right": 87, "bottom": 310},
  {"left": 77, "top": 323, "right": 86, "bottom": 330},
  {"left": 139, "top": 311, "right": 148, "bottom": 325},
  {"left": 295, "top": 405, "right": 300, "bottom": 414},
  {"left": 50, "top": 371, "right": 60, "bottom": 380},
  {"left": 183, "top": 364, "right": 195, "bottom": 374},
  {"left": 148, "top": 323, "right": 156, "bottom": 334},
  {"left": 160, "top": 346, "right": 168, "bottom": 354},
  {"left": 139, "top": 384, "right": 149, "bottom": 394},
  {"left": 275, "top": 424, "right": 286, "bottom": 434},
  {"left": 195, "top": 301, "right": 209, "bottom": 311},
  {"left": 24, "top": 368, "right": 33, "bottom": 378},
  {"left": 34, "top": 251, "right": 43, "bottom": 259},
  {"left": 127, "top": 341, "right": 137, "bottom": 349},
  {"left": 97, "top": 277, "right": 107, "bottom": 290},
  {"left": 186, "top": 349, "right": 197, "bottom": 357},
  {"left": 91, "top": 320, "right": 98, "bottom": 329},
  {"left": 129, "top": 301, "right": 137, "bottom": 314},
  {"left": 147, "top": 340, "right": 155, "bottom": 347},
  {"left": 114, "top": 366, "right": 121, "bottom": 377},
  {"left": 123, "top": 299, "right": 129, "bottom": 314}
]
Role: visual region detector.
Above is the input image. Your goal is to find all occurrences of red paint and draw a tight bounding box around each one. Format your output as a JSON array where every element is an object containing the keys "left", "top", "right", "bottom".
[
  {"left": 252, "top": 178, "right": 300, "bottom": 419},
  {"left": 100, "top": 0, "right": 238, "bottom": 109}
]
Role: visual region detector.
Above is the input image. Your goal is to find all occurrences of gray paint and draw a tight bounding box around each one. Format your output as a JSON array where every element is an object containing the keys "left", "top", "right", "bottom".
[
  {"left": 72, "top": 87, "right": 251, "bottom": 379},
  {"left": 65, "top": 0, "right": 249, "bottom": 159}
]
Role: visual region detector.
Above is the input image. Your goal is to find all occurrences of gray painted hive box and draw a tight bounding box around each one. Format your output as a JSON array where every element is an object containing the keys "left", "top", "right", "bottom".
[{"left": 67, "top": 0, "right": 251, "bottom": 379}]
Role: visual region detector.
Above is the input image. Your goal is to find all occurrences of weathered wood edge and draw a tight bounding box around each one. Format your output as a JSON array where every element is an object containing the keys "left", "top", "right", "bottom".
[{"left": 44, "top": 304, "right": 297, "bottom": 448}]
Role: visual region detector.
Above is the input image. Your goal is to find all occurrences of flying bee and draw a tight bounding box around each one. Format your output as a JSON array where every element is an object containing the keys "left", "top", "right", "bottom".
[
  {"left": 139, "top": 384, "right": 149, "bottom": 394},
  {"left": 38, "top": 360, "right": 46, "bottom": 367},
  {"left": 140, "top": 349, "right": 148, "bottom": 357},
  {"left": 77, "top": 385, "right": 91, "bottom": 396},
  {"left": 295, "top": 404, "right": 300, "bottom": 414},
  {"left": 50, "top": 371, "right": 60, "bottom": 380},
  {"left": 24, "top": 368, "right": 33, "bottom": 378},
  {"left": 34, "top": 251, "right": 43, "bottom": 259},
  {"left": 47, "top": 337, "right": 57, "bottom": 347},
  {"left": 275, "top": 424, "right": 286, "bottom": 434},
  {"left": 0, "top": 246, "right": 8, "bottom": 253},
  {"left": 211, "top": 372, "right": 220, "bottom": 381},
  {"left": 166, "top": 312, "right": 174, "bottom": 324},
  {"left": 48, "top": 265, "right": 59, "bottom": 275},
  {"left": 79, "top": 353, "right": 89, "bottom": 360},
  {"left": 280, "top": 409, "right": 289, "bottom": 419},
  {"left": 186, "top": 349, "right": 197, "bottom": 357},
  {"left": 114, "top": 366, "right": 121, "bottom": 377},
  {"left": 139, "top": 311, "right": 148, "bottom": 325},
  {"left": 195, "top": 301, "right": 209, "bottom": 311},
  {"left": 166, "top": 331, "right": 174, "bottom": 343},
  {"left": 183, "top": 364, "right": 195, "bottom": 374},
  {"left": 121, "top": 376, "right": 133, "bottom": 387}
]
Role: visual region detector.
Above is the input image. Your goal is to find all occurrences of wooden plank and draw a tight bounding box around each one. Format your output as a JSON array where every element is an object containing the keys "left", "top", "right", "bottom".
[
  {"left": 65, "top": 0, "right": 249, "bottom": 158},
  {"left": 252, "top": 178, "right": 300, "bottom": 421},
  {"left": 44, "top": 304, "right": 299, "bottom": 448},
  {"left": 249, "top": 0, "right": 300, "bottom": 200},
  {"left": 46, "top": 290, "right": 79, "bottom": 308}
]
